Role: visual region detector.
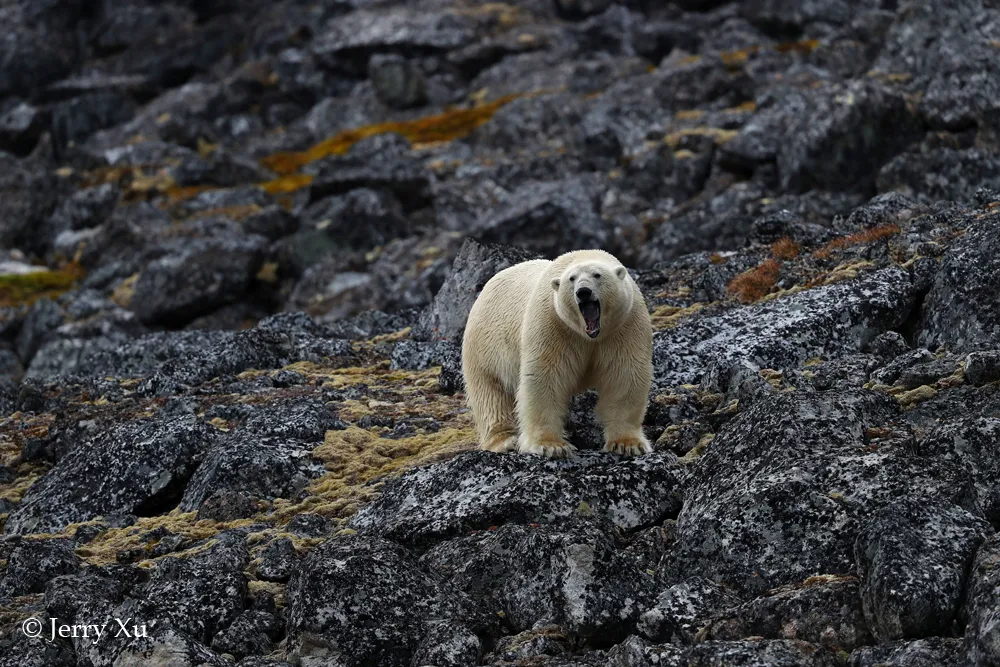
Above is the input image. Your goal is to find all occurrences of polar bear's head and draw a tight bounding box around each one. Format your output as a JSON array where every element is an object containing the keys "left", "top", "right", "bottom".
[{"left": 551, "top": 260, "right": 634, "bottom": 340}]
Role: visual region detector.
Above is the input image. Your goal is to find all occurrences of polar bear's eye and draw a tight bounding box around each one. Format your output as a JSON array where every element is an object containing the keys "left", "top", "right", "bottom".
[
  {"left": 569, "top": 275, "right": 576, "bottom": 282},
  {"left": 593, "top": 273, "right": 601, "bottom": 279}
]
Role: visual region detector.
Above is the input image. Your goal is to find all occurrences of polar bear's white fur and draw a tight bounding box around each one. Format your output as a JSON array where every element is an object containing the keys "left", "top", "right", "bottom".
[{"left": 461, "top": 249, "right": 653, "bottom": 458}]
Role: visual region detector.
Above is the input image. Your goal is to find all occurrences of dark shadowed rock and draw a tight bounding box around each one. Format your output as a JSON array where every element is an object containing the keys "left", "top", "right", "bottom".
[
  {"left": 964, "top": 351, "right": 1000, "bottom": 387},
  {"left": 210, "top": 608, "right": 283, "bottom": 660},
  {"left": 854, "top": 498, "right": 991, "bottom": 640},
  {"left": 412, "top": 238, "right": 542, "bottom": 342},
  {"left": 285, "top": 533, "right": 493, "bottom": 667},
  {"left": 421, "top": 517, "right": 657, "bottom": 641},
  {"left": 962, "top": 533, "right": 1000, "bottom": 666},
  {"left": 707, "top": 575, "right": 872, "bottom": 652},
  {"left": 179, "top": 398, "right": 337, "bottom": 511},
  {"left": 5, "top": 416, "right": 217, "bottom": 535},
  {"left": 878, "top": 148, "right": 1000, "bottom": 205},
  {"left": 348, "top": 450, "right": 681, "bottom": 548},
  {"left": 368, "top": 53, "right": 428, "bottom": 109},
  {"left": 130, "top": 223, "right": 269, "bottom": 326},
  {"left": 472, "top": 176, "right": 613, "bottom": 257}
]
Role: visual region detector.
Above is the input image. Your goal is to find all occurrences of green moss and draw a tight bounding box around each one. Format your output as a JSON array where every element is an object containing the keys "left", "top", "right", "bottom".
[{"left": 0, "top": 262, "right": 85, "bottom": 307}]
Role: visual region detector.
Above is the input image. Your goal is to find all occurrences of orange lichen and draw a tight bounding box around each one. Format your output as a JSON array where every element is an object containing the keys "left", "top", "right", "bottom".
[
  {"left": 812, "top": 224, "right": 901, "bottom": 260},
  {"left": 258, "top": 173, "right": 315, "bottom": 195},
  {"left": 771, "top": 237, "right": 801, "bottom": 260},
  {"left": 260, "top": 94, "right": 521, "bottom": 176},
  {"left": 728, "top": 258, "right": 781, "bottom": 304},
  {"left": 774, "top": 38, "right": 821, "bottom": 54}
]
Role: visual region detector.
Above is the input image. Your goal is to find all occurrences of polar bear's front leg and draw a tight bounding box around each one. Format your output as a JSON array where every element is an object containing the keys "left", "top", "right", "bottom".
[
  {"left": 516, "top": 356, "right": 578, "bottom": 459},
  {"left": 596, "top": 374, "right": 652, "bottom": 457}
]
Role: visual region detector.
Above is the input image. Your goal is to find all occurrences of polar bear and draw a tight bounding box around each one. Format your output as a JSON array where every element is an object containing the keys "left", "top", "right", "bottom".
[{"left": 461, "top": 249, "right": 653, "bottom": 458}]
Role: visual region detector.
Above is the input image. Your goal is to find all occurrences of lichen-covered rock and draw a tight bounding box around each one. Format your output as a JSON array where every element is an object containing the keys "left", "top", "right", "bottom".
[
  {"left": 0, "top": 537, "right": 80, "bottom": 596},
  {"left": 412, "top": 238, "right": 541, "bottom": 342},
  {"left": 472, "top": 176, "right": 615, "bottom": 257},
  {"left": 961, "top": 533, "right": 1000, "bottom": 667},
  {"left": 139, "top": 312, "right": 355, "bottom": 395},
  {"left": 855, "top": 499, "right": 991, "bottom": 641},
  {"left": 964, "top": 350, "right": 1000, "bottom": 387},
  {"left": 652, "top": 267, "right": 920, "bottom": 389},
  {"left": 668, "top": 390, "right": 976, "bottom": 597},
  {"left": 285, "top": 533, "right": 492, "bottom": 667},
  {"left": 210, "top": 608, "right": 283, "bottom": 660},
  {"left": 5, "top": 416, "right": 217, "bottom": 535},
  {"left": 486, "top": 625, "right": 574, "bottom": 663},
  {"left": 253, "top": 537, "right": 299, "bottom": 582},
  {"left": 109, "top": 624, "right": 233, "bottom": 667},
  {"left": 637, "top": 577, "right": 742, "bottom": 644},
  {"left": 119, "top": 535, "right": 249, "bottom": 646},
  {"left": 848, "top": 637, "right": 963, "bottom": 667},
  {"left": 917, "top": 417, "right": 1000, "bottom": 525},
  {"left": 421, "top": 518, "right": 657, "bottom": 641},
  {"left": 706, "top": 575, "right": 871, "bottom": 652},
  {"left": 409, "top": 620, "right": 483, "bottom": 667},
  {"left": 179, "top": 397, "right": 338, "bottom": 512},
  {"left": 919, "top": 213, "right": 1000, "bottom": 351},
  {"left": 348, "top": 450, "right": 681, "bottom": 548},
  {"left": 685, "top": 638, "right": 846, "bottom": 667}
]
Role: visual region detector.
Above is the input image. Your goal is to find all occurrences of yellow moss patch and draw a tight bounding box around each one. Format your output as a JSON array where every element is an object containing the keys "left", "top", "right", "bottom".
[
  {"left": 269, "top": 423, "right": 476, "bottom": 524},
  {"left": 664, "top": 127, "right": 738, "bottom": 148},
  {"left": 111, "top": 273, "right": 139, "bottom": 308},
  {"left": 0, "top": 262, "right": 85, "bottom": 307},
  {"left": 805, "top": 260, "right": 877, "bottom": 287},
  {"left": 0, "top": 463, "right": 47, "bottom": 506},
  {"left": 649, "top": 303, "right": 706, "bottom": 330},
  {"left": 260, "top": 94, "right": 521, "bottom": 176},
  {"left": 248, "top": 580, "right": 287, "bottom": 608},
  {"left": 895, "top": 385, "right": 938, "bottom": 408},
  {"left": 73, "top": 511, "right": 259, "bottom": 566},
  {"left": 675, "top": 109, "right": 706, "bottom": 121},
  {"left": 677, "top": 433, "right": 715, "bottom": 464}
]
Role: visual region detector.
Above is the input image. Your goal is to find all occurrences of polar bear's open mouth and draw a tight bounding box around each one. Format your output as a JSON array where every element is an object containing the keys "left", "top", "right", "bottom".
[{"left": 579, "top": 299, "right": 601, "bottom": 338}]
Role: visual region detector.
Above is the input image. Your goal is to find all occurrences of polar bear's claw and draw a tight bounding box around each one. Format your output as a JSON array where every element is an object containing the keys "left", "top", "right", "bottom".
[
  {"left": 603, "top": 433, "right": 652, "bottom": 457},
  {"left": 483, "top": 432, "right": 518, "bottom": 452},
  {"left": 518, "top": 433, "right": 577, "bottom": 459}
]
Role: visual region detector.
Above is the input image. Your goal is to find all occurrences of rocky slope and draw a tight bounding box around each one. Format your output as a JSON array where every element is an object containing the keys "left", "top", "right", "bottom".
[{"left": 1, "top": 0, "right": 1000, "bottom": 665}]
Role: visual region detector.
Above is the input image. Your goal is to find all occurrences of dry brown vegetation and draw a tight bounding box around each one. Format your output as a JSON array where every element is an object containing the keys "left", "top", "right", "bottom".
[
  {"left": 813, "top": 224, "right": 901, "bottom": 260},
  {"left": 771, "top": 237, "right": 801, "bottom": 260},
  {"left": 727, "top": 258, "right": 781, "bottom": 303}
]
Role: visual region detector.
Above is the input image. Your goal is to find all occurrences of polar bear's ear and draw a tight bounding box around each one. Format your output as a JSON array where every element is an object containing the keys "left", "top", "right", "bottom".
[
  {"left": 551, "top": 278, "right": 561, "bottom": 291},
  {"left": 614, "top": 266, "right": 627, "bottom": 280}
]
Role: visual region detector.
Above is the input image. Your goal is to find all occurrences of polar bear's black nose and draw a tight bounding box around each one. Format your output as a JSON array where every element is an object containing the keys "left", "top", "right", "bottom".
[{"left": 576, "top": 287, "right": 593, "bottom": 301}]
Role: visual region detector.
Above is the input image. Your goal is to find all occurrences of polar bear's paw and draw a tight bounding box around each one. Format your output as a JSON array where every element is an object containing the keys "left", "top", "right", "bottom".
[
  {"left": 603, "top": 432, "right": 652, "bottom": 457},
  {"left": 483, "top": 430, "right": 518, "bottom": 453},
  {"left": 518, "top": 432, "right": 577, "bottom": 459}
]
